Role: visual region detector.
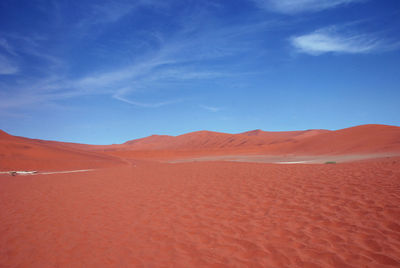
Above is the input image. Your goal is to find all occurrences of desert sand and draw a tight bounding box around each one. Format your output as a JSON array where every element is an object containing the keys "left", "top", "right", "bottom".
[{"left": 1, "top": 124, "right": 400, "bottom": 267}]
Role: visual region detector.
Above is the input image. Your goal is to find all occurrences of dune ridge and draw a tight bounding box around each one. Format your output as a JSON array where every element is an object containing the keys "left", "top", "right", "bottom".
[
  {"left": 1, "top": 124, "right": 400, "bottom": 170},
  {"left": 103, "top": 124, "right": 400, "bottom": 161},
  {"left": 120, "top": 124, "right": 400, "bottom": 153}
]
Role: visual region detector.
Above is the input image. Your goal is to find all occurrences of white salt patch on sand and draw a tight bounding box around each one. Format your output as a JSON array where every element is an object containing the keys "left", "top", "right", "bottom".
[
  {"left": 34, "top": 169, "right": 94, "bottom": 175},
  {"left": 0, "top": 169, "right": 94, "bottom": 176},
  {"left": 274, "top": 161, "right": 311, "bottom": 164}
]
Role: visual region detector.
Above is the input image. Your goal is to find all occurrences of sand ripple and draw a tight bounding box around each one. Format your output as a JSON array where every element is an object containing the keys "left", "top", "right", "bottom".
[{"left": 1, "top": 159, "right": 400, "bottom": 267}]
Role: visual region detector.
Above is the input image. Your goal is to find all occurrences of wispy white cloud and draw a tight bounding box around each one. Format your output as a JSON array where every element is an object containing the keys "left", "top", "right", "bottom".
[
  {"left": 0, "top": 38, "right": 17, "bottom": 56},
  {"left": 77, "top": 2, "right": 135, "bottom": 28},
  {"left": 199, "top": 105, "right": 223, "bottom": 112},
  {"left": 252, "top": 0, "right": 365, "bottom": 14},
  {"left": 0, "top": 54, "right": 18, "bottom": 75},
  {"left": 0, "top": 2, "right": 277, "bottom": 112},
  {"left": 291, "top": 27, "right": 383, "bottom": 55},
  {"left": 76, "top": 0, "right": 170, "bottom": 32},
  {"left": 0, "top": 37, "right": 229, "bottom": 110},
  {"left": 113, "top": 94, "right": 182, "bottom": 108},
  {"left": 1, "top": 34, "right": 65, "bottom": 75}
]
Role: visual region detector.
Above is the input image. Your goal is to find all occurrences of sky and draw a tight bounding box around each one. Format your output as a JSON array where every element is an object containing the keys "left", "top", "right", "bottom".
[{"left": 0, "top": 0, "right": 399, "bottom": 144}]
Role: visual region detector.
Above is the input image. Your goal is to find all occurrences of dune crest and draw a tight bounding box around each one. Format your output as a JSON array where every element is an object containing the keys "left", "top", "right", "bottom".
[
  {"left": 0, "top": 132, "right": 122, "bottom": 171},
  {"left": 1, "top": 124, "right": 400, "bottom": 169},
  {"left": 102, "top": 124, "right": 400, "bottom": 160}
]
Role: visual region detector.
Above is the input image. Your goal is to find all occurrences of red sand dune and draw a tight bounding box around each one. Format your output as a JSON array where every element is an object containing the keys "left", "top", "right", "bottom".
[
  {"left": 121, "top": 129, "right": 330, "bottom": 151},
  {"left": 0, "top": 130, "right": 122, "bottom": 171},
  {"left": 101, "top": 124, "right": 400, "bottom": 161},
  {"left": 1, "top": 124, "right": 400, "bottom": 168},
  {"left": 124, "top": 124, "right": 399, "bottom": 154},
  {"left": 240, "top": 128, "right": 330, "bottom": 140},
  {"left": 285, "top": 124, "right": 400, "bottom": 154}
]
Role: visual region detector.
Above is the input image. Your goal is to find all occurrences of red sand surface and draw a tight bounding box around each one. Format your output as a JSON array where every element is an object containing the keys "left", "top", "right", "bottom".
[
  {"left": 1, "top": 124, "right": 400, "bottom": 267},
  {"left": 1, "top": 159, "right": 400, "bottom": 267}
]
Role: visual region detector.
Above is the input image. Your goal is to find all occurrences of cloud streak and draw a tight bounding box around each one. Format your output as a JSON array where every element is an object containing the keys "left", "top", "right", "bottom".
[
  {"left": 253, "top": 0, "right": 365, "bottom": 14},
  {"left": 199, "top": 105, "right": 223, "bottom": 112},
  {"left": 0, "top": 54, "right": 18, "bottom": 75},
  {"left": 0, "top": 38, "right": 17, "bottom": 56},
  {"left": 0, "top": 2, "right": 274, "bottom": 111},
  {"left": 291, "top": 27, "right": 384, "bottom": 55},
  {"left": 113, "top": 94, "right": 182, "bottom": 108},
  {"left": 76, "top": 2, "right": 136, "bottom": 29}
]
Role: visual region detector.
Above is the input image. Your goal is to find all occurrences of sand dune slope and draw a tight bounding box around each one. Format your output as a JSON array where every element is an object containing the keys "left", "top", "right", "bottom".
[
  {"left": 284, "top": 124, "right": 400, "bottom": 155},
  {"left": 1, "top": 159, "right": 399, "bottom": 267},
  {"left": 121, "top": 129, "right": 331, "bottom": 152},
  {"left": 3, "top": 124, "right": 399, "bottom": 165},
  {"left": 104, "top": 124, "right": 400, "bottom": 160},
  {"left": 123, "top": 131, "right": 257, "bottom": 151},
  {"left": 0, "top": 130, "right": 121, "bottom": 171},
  {"left": 240, "top": 129, "right": 330, "bottom": 140}
]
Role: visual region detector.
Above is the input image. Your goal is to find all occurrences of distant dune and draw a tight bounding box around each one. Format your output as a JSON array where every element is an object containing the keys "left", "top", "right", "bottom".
[
  {"left": 105, "top": 124, "right": 400, "bottom": 160},
  {"left": 118, "top": 124, "right": 399, "bottom": 153},
  {"left": 0, "top": 130, "right": 122, "bottom": 171},
  {"left": 1, "top": 124, "right": 400, "bottom": 169},
  {"left": 285, "top": 124, "right": 400, "bottom": 154}
]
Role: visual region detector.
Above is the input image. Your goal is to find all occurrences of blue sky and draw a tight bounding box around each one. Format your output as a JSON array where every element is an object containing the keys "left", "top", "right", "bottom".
[{"left": 0, "top": 0, "right": 399, "bottom": 144}]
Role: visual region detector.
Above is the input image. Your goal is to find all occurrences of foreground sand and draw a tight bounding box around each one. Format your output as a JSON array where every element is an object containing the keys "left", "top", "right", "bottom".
[{"left": 1, "top": 159, "right": 400, "bottom": 267}]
